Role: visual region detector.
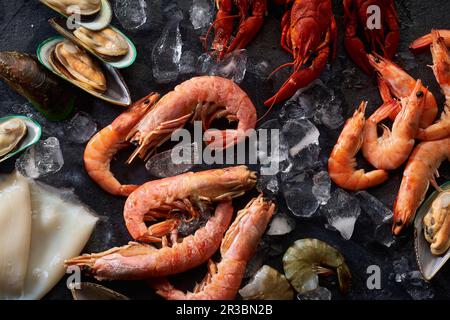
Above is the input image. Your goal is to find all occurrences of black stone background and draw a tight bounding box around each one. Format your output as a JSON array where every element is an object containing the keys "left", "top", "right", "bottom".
[{"left": 0, "top": 0, "right": 449, "bottom": 300}]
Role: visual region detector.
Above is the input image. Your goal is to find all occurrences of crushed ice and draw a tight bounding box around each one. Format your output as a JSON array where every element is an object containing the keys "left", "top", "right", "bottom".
[{"left": 15, "top": 137, "right": 64, "bottom": 178}]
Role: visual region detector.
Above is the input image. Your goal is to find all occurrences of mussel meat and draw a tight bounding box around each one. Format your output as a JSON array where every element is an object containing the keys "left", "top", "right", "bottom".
[
  {"left": 0, "top": 52, "right": 75, "bottom": 121},
  {"left": 0, "top": 118, "right": 27, "bottom": 157},
  {"left": 43, "top": 0, "right": 102, "bottom": 16},
  {"left": 73, "top": 27, "right": 129, "bottom": 58},
  {"left": 424, "top": 190, "right": 450, "bottom": 256},
  {"left": 49, "top": 41, "right": 106, "bottom": 92}
]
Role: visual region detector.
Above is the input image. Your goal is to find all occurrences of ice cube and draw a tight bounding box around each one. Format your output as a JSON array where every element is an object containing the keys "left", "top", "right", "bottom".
[
  {"left": 179, "top": 50, "right": 197, "bottom": 75},
  {"left": 266, "top": 213, "right": 295, "bottom": 236},
  {"left": 306, "top": 80, "right": 344, "bottom": 129},
  {"left": 322, "top": 189, "right": 361, "bottom": 240},
  {"left": 283, "top": 144, "right": 321, "bottom": 175},
  {"left": 145, "top": 143, "right": 198, "bottom": 178},
  {"left": 114, "top": 0, "right": 149, "bottom": 30},
  {"left": 281, "top": 119, "right": 319, "bottom": 158},
  {"left": 196, "top": 52, "right": 214, "bottom": 74},
  {"left": 280, "top": 119, "right": 321, "bottom": 175},
  {"left": 283, "top": 171, "right": 321, "bottom": 218},
  {"left": 256, "top": 174, "right": 279, "bottom": 195},
  {"left": 342, "top": 66, "right": 365, "bottom": 89},
  {"left": 279, "top": 91, "right": 315, "bottom": 123},
  {"left": 312, "top": 171, "right": 331, "bottom": 205},
  {"left": 404, "top": 271, "right": 434, "bottom": 300},
  {"left": 314, "top": 96, "right": 344, "bottom": 130},
  {"left": 257, "top": 119, "right": 289, "bottom": 176},
  {"left": 392, "top": 256, "right": 409, "bottom": 280},
  {"left": 391, "top": 258, "right": 434, "bottom": 300},
  {"left": 65, "top": 112, "right": 97, "bottom": 144},
  {"left": 15, "top": 137, "right": 64, "bottom": 178},
  {"left": 248, "top": 59, "right": 271, "bottom": 79},
  {"left": 297, "top": 287, "right": 331, "bottom": 300},
  {"left": 279, "top": 81, "right": 344, "bottom": 130},
  {"left": 189, "top": 0, "right": 213, "bottom": 30},
  {"left": 356, "top": 191, "right": 395, "bottom": 247},
  {"left": 197, "top": 49, "right": 248, "bottom": 83},
  {"left": 152, "top": 11, "right": 183, "bottom": 83}
]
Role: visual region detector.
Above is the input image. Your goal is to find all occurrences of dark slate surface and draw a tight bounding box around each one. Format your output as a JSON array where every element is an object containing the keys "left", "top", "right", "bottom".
[{"left": 0, "top": 0, "right": 449, "bottom": 300}]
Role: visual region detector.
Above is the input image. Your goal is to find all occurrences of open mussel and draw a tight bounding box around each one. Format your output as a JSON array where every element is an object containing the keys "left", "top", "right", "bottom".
[
  {"left": 50, "top": 40, "right": 107, "bottom": 93},
  {"left": 49, "top": 17, "right": 137, "bottom": 68},
  {"left": 0, "top": 51, "right": 75, "bottom": 120},
  {"left": 37, "top": 37, "right": 131, "bottom": 106},
  {"left": 415, "top": 182, "right": 450, "bottom": 280},
  {"left": 40, "top": 0, "right": 112, "bottom": 30},
  {"left": 0, "top": 116, "right": 41, "bottom": 163},
  {"left": 424, "top": 190, "right": 450, "bottom": 255}
]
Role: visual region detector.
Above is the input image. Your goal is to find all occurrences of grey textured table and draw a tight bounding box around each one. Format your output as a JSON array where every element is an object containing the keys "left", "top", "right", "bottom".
[{"left": 0, "top": 0, "right": 449, "bottom": 300}]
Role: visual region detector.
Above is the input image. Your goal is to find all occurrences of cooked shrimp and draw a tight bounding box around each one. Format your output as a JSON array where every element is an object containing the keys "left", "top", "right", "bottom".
[
  {"left": 126, "top": 76, "right": 257, "bottom": 162},
  {"left": 410, "top": 29, "right": 450, "bottom": 53},
  {"left": 124, "top": 166, "right": 256, "bottom": 242},
  {"left": 417, "top": 30, "right": 450, "bottom": 141},
  {"left": 83, "top": 93, "right": 159, "bottom": 196},
  {"left": 283, "top": 238, "right": 351, "bottom": 294},
  {"left": 362, "top": 80, "right": 425, "bottom": 170},
  {"left": 150, "top": 195, "right": 275, "bottom": 300},
  {"left": 393, "top": 138, "right": 450, "bottom": 235},
  {"left": 367, "top": 53, "right": 438, "bottom": 128},
  {"left": 328, "top": 101, "right": 388, "bottom": 191},
  {"left": 65, "top": 201, "right": 234, "bottom": 280}
]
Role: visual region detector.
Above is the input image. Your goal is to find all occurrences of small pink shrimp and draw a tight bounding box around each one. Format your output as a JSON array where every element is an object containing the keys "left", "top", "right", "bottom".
[
  {"left": 362, "top": 80, "right": 425, "bottom": 170},
  {"left": 328, "top": 101, "right": 389, "bottom": 191},
  {"left": 410, "top": 29, "right": 450, "bottom": 54},
  {"left": 367, "top": 53, "right": 438, "bottom": 128},
  {"left": 83, "top": 93, "right": 159, "bottom": 196},
  {"left": 393, "top": 137, "right": 450, "bottom": 235},
  {"left": 417, "top": 30, "right": 450, "bottom": 141}
]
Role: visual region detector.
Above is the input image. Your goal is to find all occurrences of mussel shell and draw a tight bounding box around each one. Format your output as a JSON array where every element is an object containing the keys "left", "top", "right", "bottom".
[
  {"left": 415, "top": 181, "right": 450, "bottom": 280},
  {"left": 0, "top": 116, "right": 42, "bottom": 163},
  {"left": 71, "top": 282, "right": 129, "bottom": 300},
  {"left": 40, "top": 0, "right": 112, "bottom": 31},
  {"left": 53, "top": 41, "right": 107, "bottom": 92},
  {"left": 49, "top": 17, "right": 137, "bottom": 68},
  {"left": 37, "top": 37, "right": 131, "bottom": 106},
  {"left": 0, "top": 51, "right": 75, "bottom": 121},
  {"left": 41, "top": 0, "right": 101, "bottom": 16}
]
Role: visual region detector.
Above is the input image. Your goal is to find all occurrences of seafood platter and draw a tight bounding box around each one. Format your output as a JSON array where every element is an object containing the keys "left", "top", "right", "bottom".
[{"left": 0, "top": 0, "right": 450, "bottom": 301}]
